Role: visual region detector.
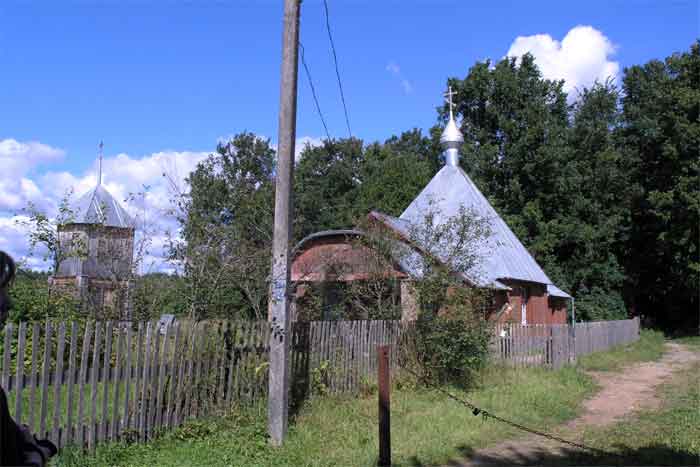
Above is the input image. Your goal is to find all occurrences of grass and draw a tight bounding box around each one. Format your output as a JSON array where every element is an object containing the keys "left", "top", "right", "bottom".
[
  {"left": 52, "top": 365, "right": 597, "bottom": 467},
  {"left": 51, "top": 330, "right": 685, "bottom": 467},
  {"left": 576, "top": 329, "right": 666, "bottom": 372},
  {"left": 570, "top": 361, "right": 700, "bottom": 466}
]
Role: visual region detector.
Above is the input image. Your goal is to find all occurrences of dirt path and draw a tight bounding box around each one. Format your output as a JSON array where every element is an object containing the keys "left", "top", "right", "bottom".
[{"left": 451, "top": 343, "right": 700, "bottom": 466}]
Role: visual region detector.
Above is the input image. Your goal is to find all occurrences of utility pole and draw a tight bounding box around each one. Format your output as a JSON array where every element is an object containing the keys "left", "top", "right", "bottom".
[{"left": 268, "top": 0, "right": 300, "bottom": 447}]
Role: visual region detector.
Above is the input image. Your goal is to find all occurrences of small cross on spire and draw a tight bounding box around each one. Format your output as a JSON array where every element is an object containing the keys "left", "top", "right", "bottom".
[
  {"left": 98, "top": 141, "right": 104, "bottom": 186},
  {"left": 444, "top": 85, "right": 457, "bottom": 121}
]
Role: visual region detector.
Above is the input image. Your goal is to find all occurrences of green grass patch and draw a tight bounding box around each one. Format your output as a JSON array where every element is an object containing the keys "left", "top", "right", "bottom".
[
  {"left": 576, "top": 329, "right": 666, "bottom": 372},
  {"left": 572, "top": 362, "right": 700, "bottom": 466},
  {"left": 52, "top": 365, "right": 596, "bottom": 467}
]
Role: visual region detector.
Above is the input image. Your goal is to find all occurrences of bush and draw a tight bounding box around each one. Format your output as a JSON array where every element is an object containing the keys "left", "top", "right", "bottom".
[
  {"left": 8, "top": 270, "right": 79, "bottom": 323},
  {"left": 575, "top": 286, "right": 628, "bottom": 321},
  {"left": 406, "top": 306, "right": 492, "bottom": 387}
]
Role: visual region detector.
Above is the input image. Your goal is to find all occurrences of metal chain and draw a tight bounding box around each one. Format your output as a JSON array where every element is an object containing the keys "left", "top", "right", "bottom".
[{"left": 397, "top": 364, "right": 617, "bottom": 457}]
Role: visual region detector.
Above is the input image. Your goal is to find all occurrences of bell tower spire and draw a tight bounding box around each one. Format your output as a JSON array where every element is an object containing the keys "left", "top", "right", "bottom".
[{"left": 97, "top": 141, "right": 104, "bottom": 186}]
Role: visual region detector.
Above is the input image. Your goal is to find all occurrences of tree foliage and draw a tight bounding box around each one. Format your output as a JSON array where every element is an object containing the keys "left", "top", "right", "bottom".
[
  {"left": 618, "top": 42, "right": 699, "bottom": 329},
  {"left": 175, "top": 132, "right": 275, "bottom": 320},
  {"left": 447, "top": 46, "right": 698, "bottom": 328}
]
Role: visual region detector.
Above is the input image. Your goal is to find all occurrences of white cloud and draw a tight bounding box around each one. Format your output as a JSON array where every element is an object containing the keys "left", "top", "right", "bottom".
[
  {"left": 506, "top": 25, "right": 619, "bottom": 100},
  {"left": 0, "top": 136, "right": 327, "bottom": 272},
  {"left": 0, "top": 139, "right": 65, "bottom": 211},
  {"left": 386, "top": 61, "right": 414, "bottom": 95},
  {"left": 0, "top": 139, "right": 209, "bottom": 271}
]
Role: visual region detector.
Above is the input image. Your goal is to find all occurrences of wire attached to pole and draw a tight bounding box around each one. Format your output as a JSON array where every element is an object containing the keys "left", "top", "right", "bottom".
[
  {"left": 299, "top": 42, "right": 332, "bottom": 142},
  {"left": 322, "top": 0, "right": 352, "bottom": 139}
]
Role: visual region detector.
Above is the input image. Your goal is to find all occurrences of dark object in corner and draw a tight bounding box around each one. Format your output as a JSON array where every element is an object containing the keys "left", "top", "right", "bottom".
[
  {"left": 0, "top": 251, "right": 15, "bottom": 327},
  {"left": 0, "top": 250, "right": 58, "bottom": 466}
]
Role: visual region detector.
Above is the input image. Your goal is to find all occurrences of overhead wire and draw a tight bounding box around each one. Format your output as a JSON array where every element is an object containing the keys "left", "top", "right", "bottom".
[
  {"left": 299, "top": 42, "right": 332, "bottom": 142},
  {"left": 322, "top": 0, "right": 352, "bottom": 139}
]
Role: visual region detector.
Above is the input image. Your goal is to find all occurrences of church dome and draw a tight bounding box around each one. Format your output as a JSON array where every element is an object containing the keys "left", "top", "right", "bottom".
[{"left": 440, "top": 117, "right": 464, "bottom": 148}]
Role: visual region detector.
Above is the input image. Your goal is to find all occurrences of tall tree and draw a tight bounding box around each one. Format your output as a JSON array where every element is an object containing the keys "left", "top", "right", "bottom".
[
  {"left": 450, "top": 54, "right": 570, "bottom": 253},
  {"left": 294, "top": 138, "right": 364, "bottom": 240},
  {"left": 449, "top": 54, "right": 634, "bottom": 320},
  {"left": 293, "top": 130, "right": 440, "bottom": 240},
  {"left": 177, "top": 132, "right": 275, "bottom": 320},
  {"left": 619, "top": 42, "right": 700, "bottom": 330},
  {"left": 559, "top": 81, "right": 630, "bottom": 320},
  {"left": 356, "top": 129, "right": 440, "bottom": 218}
]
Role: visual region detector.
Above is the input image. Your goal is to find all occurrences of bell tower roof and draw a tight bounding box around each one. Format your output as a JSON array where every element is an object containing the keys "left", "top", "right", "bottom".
[{"left": 70, "top": 142, "right": 133, "bottom": 228}]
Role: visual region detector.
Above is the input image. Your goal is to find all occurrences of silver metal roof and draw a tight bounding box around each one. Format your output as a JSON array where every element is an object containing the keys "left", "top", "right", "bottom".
[
  {"left": 370, "top": 211, "right": 509, "bottom": 290},
  {"left": 547, "top": 284, "right": 572, "bottom": 299},
  {"left": 71, "top": 184, "right": 133, "bottom": 228},
  {"left": 394, "top": 164, "right": 567, "bottom": 294}
]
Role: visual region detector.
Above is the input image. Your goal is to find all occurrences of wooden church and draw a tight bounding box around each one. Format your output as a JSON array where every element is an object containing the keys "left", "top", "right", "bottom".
[{"left": 291, "top": 88, "right": 571, "bottom": 325}]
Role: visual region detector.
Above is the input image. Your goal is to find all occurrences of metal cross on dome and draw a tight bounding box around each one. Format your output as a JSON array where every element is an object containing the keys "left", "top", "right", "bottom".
[{"left": 444, "top": 85, "right": 457, "bottom": 120}]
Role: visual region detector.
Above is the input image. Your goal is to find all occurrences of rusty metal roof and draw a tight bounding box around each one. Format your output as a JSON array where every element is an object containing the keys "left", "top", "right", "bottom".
[{"left": 293, "top": 229, "right": 364, "bottom": 255}]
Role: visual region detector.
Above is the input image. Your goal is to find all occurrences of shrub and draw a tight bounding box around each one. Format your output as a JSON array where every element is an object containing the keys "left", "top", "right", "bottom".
[
  {"left": 575, "top": 286, "right": 628, "bottom": 321},
  {"left": 410, "top": 310, "right": 491, "bottom": 386}
]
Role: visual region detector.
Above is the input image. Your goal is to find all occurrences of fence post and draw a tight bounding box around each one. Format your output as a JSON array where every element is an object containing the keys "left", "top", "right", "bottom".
[
  {"left": 377, "top": 345, "right": 391, "bottom": 467},
  {"left": 569, "top": 323, "right": 576, "bottom": 364}
]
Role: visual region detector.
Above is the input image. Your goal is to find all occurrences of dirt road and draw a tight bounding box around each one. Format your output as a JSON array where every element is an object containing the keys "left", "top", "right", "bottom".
[{"left": 452, "top": 343, "right": 700, "bottom": 466}]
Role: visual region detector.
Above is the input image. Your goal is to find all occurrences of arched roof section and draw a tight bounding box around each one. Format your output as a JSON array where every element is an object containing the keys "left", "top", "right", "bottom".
[{"left": 291, "top": 229, "right": 409, "bottom": 282}]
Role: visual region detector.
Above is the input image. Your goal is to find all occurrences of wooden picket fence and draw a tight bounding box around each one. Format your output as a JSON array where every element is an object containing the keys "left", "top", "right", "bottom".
[
  {"left": 573, "top": 319, "right": 641, "bottom": 356},
  {"left": 290, "top": 320, "right": 408, "bottom": 397},
  {"left": 0, "top": 319, "right": 407, "bottom": 451},
  {"left": 0, "top": 317, "right": 639, "bottom": 450},
  {"left": 491, "top": 317, "right": 641, "bottom": 369}
]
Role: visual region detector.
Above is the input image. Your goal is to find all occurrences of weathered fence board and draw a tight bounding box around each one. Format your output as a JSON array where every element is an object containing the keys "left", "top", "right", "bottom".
[
  {"left": 65, "top": 321, "right": 78, "bottom": 447},
  {"left": 492, "top": 318, "right": 640, "bottom": 368},
  {"left": 52, "top": 322, "right": 66, "bottom": 444},
  {"left": 14, "top": 322, "right": 26, "bottom": 424}
]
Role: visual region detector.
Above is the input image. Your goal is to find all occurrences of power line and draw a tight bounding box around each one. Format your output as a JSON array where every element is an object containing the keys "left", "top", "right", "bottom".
[
  {"left": 299, "top": 42, "right": 332, "bottom": 142},
  {"left": 322, "top": 0, "right": 352, "bottom": 139}
]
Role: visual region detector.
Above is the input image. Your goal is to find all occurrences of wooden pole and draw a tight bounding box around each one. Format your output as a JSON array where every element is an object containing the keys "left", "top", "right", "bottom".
[
  {"left": 268, "top": 0, "right": 300, "bottom": 447},
  {"left": 377, "top": 345, "right": 391, "bottom": 467}
]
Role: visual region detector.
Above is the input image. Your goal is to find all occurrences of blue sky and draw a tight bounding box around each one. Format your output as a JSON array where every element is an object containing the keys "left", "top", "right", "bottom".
[
  {"left": 0, "top": 0, "right": 697, "bottom": 269},
  {"left": 2, "top": 0, "right": 696, "bottom": 167}
]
